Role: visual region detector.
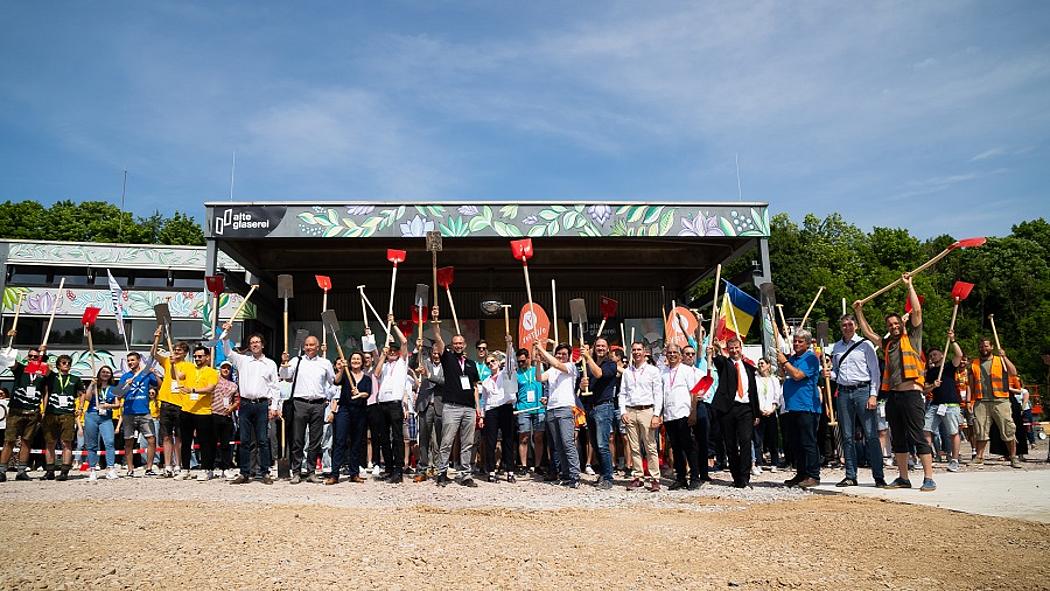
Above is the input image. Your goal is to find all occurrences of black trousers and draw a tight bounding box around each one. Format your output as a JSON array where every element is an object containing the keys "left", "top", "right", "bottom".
[
  {"left": 291, "top": 399, "right": 325, "bottom": 475},
  {"left": 690, "top": 400, "right": 712, "bottom": 481},
  {"left": 665, "top": 416, "right": 701, "bottom": 484},
  {"left": 367, "top": 404, "right": 386, "bottom": 467},
  {"left": 720, "top": 403, "right": 754, "bottom": 486},
  {"left": 377, "top": 401, "right": 405, "bottom": 474},
  {"left": 179, "top": 412, "right": 215, "bottom": 471},
  {"left": 213, "top": 414, "right": 235, "bottom": 470},
  {"left": 754, "top": 414, "right": 780, "bottom": 466},
  {"left": 709, "top": 405, "right": 727, "bottom": 469},
  {"left": 786, "top": 411, "right": 821, "bottom": 480},
  {"left": 886, "top": 391, "right": 933, "bottom": 456},
  {"left": 483, "top": 404, "right": 517, "bottom": 473}
]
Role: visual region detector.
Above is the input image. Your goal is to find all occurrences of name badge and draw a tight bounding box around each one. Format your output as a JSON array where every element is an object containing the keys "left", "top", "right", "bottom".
[
  {"left": 460, "top": 376, "right": 470, "bottom": 390},
  {"left": 98, "top": 408, "right": 107, "bottom": 416},
  {"left": 526, "top": 390, "right": 536, "bottom": 404},
  {"left": 58, "top": 396, "right": 71, "bottom": 407},
  {"left": 26, "top": 386, "right": 36, "bottom": 398},
  {"left": 936, "top": 404, "right": 948, "bottom": 416},
  {"left": 171, "top": 380, "right": 180, "bottom": 391},
  {"left": 878, "top": 403, "right": 886, "bottom": 418},
  {"left": 189, "top": 393, "right": 200, "bottom": 402}
]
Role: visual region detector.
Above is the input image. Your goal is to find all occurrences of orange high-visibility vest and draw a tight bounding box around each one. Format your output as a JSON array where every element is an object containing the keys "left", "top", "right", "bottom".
[
  {"left": 881, "top": 332, "right": 925, "bottom": 391},
  {"left": 969, "top": 356, "right": 1010, "bottom": 400}
]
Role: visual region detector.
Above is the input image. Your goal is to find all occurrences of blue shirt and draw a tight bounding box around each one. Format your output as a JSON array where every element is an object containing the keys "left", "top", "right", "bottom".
[
  {"left": 119, "top": 371, "right": 161, "bottom": 416},
  {"left": 782, "top": 350, "right": 821, "bottom": 413},
  {"left": 87, "top": 384, "right": 119, "bottom": 417},
  {"left": 515, "top": 366, "right": 544, "bottom": 414}
]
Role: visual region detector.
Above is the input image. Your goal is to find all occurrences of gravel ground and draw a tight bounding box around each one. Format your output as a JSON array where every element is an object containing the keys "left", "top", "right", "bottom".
[{"left": 2, "top": 465, "right": 1049, "bottom": 590}]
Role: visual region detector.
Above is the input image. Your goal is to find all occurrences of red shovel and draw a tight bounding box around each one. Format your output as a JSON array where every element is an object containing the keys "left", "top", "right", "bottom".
[
  {"left": 595, "top": 296, "right": 618, "bottom": 340},
  {"left": 436, "top": 266, "right": 461, "bottom": 335},
  {"left": 385, "top": 249, "right": 407, "bottom": 346},
  {"left": 316, "top": 274, "right": 332, "bottom": 347},
  {"left": 935, "top": 281, "right": 976, "bottom": 383},
  {"left": 694, "top": 264, "right": 722, "bottom": 398},
  {"left": 510, "top": 238, "right": 537, "bottom": 336},
  {"left": 861, "top": 237, "right": 986, "bottom": 304}
]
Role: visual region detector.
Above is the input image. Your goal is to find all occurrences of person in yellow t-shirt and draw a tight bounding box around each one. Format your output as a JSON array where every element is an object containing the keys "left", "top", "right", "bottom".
[
  {"left": 154, "top": 330, "right": 194, "bottom": 478},
  {"left": 174, "top": 345, "right": 219, "bottom": 481}
]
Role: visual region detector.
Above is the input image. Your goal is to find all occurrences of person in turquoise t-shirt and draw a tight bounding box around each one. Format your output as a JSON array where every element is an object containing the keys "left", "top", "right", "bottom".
[{"left": 513, "top": 346, "right": 544, "bottom": 476}]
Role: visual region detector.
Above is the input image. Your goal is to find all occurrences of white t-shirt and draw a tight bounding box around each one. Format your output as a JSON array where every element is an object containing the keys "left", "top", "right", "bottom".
[
  {"left": 756, "top": 375, "right": 782, "bottom": 414},
  {"left": 543, "top": 363, "right": 578, "bottom": 410},
  {"left": 377, "top": 357, "right": 409, "bottom": 404},
  {"left": 662, "top": 364, "right": 700, "bottom": 421}
]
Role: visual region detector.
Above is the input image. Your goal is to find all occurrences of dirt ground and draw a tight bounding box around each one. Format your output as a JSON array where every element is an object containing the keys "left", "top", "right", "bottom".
[{"left": 1, "top": 489, "right": 1047, "bottom": 591}]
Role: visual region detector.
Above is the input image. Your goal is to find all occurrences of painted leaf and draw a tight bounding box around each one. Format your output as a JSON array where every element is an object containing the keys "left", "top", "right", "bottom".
[
  {"left": 626, "top": 206, "right": 646, "bottom": 223},
  {"left": 499, "top": 205, "right": 519, "bottom": 219},
  {"left": 527, "top": 225, "right": 546, "bottom": 237},
  {"left": 538, "top": 209, "right": 559, "bottom": 221},
  {"left": 658, "top": 208, "right": 675, "bottom": 235},
  {"left": 493, "top": 220, "right": 520, "bottom": 237},
  {"left": 563, "top": 211, "right": 578, "bottom": 228},
  {"left": 643, "top": 206, "right": 664, "bottom": 224},
  {"left": 719, "top": 217, "right": 737, "bottom": 237},
  {"left": 298, "top": 212, "right": 319, "bottom": 225},
  {"left": 468, "top": 216, "right": 491, "bottom": 232}
]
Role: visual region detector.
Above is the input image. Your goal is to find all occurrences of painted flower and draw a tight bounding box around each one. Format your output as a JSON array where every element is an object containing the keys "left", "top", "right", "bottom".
[
  {"left": 345, "top": 206, "right": 375, "bottom": 216},
  {"left": 522, "top": 215, "right": 539, "bottom": 226},
  {"left": 458, "top": 205, "right": 479, "bottom": 216},
  {"left": 587, "top": 204, "right": 612, "bottom": 226},
  {"left": 25, "top": 291, "right": 57, "bottom": 315},
  {"left": 399, "top": 214, "right": 435, "bottom": 237},
  {"left": 729, "top": 210, "right": 757, "bottom": 233},
  {"left": 678, "top": 212, "right": 724, "bottom": 237}
]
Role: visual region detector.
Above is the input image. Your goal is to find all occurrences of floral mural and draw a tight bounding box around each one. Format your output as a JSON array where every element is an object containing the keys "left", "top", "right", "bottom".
[
  {"left": 6, "top": 242, "right": 240, "bottom": 269},
  {"left": 278, "top": 203, "right": 770, "bottom": 240}
]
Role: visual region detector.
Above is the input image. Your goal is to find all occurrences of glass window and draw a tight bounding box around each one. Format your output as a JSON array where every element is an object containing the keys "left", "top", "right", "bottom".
[
  {"left": 129, "top": 319, "right": 241, "bottom": 346},
  {"left": 42, "top": 318, "right": 91, "bottom": 346},
  {"left": 10, "top": 318, "right": 45, "bottom": 346},
  {"left": 131, "top": 270, "right": 169, "bottom": 288},
  {"left": 10, "top": 266, "right": 50, "bottom": 285},
  {"left": 87, "top": 323, "right": 126, "bottom": 346},
  {"left": 172, "top": 272, "right": 204, "bottom": 290}
]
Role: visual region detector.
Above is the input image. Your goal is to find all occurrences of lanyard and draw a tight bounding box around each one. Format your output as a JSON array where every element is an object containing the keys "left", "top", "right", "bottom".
[
  {"left": 667, "top": 366, "right": 679, "bottom": 389},
  {"left": 57, "top": 374, "right": 71, "bottom": 394}
]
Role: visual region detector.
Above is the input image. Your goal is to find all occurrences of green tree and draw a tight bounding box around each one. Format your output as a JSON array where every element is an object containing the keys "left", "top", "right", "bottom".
[{"left": 0, "top": 200, "right": 205, "bottom": 246}]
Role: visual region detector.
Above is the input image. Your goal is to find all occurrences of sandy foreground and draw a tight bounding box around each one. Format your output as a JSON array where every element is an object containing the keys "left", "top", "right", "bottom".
[{"left": 1, "top": 471, "right": 1048, "bottom": 591}]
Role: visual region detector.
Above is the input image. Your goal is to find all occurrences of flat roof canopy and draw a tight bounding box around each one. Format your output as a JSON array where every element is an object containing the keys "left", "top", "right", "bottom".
[{"left": 205, "top": 201, "right": 771, "bottom": 320}]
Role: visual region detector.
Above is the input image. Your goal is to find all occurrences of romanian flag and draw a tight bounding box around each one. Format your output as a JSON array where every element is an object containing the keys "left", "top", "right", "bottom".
[{"left": 717, "top": 280, "right": 761, "bottom": 341}]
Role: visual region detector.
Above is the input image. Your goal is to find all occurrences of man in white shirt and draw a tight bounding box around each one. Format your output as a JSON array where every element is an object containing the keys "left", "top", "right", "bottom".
[
  {"left": 280, "top": 336, "right": 335, "bottom": 484},
  {"left": 619, "top": 341, "right": 664, "bottom": 492},
  {"left": 827, "top": 314, "right": 885, "bottom": 488},
  {"left": 662, "top": 344, "right": 703, "bottom": 490},
  {"left": 372, "top": 320, "right": 410, "bottom": 484},
  {"left": 534, "top": 343, "right": 581, "bottom": 488},
  {"left": 220, "top": 322, "right": 280, "bottom": 485}
]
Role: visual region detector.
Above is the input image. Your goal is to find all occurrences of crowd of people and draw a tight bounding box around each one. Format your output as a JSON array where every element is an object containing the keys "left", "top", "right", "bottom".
[{"left": 0, "top": 273, "right": 1040, "bottom": 491}]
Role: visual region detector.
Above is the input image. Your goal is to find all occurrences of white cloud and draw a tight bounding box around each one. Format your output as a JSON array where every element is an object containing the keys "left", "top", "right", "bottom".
[{"left": 971, "top": 147, "right": 1007, "bottom": 161}]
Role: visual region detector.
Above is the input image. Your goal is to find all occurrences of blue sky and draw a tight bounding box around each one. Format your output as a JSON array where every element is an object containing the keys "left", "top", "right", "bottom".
[{"left": 1, "top": 1, "right": 1047, "bottom": 238}]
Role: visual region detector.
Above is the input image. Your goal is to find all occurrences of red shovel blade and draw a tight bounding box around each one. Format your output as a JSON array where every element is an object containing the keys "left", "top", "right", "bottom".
[
  {"left": 205, "top": 275, "right": 225, "bottom": 296},
  {"left": 691, "top": 372, "right": 714, "bottom": 397},
  {"left": 952, "top": 236, "right": 986, "bottom": 249},
  {"left": 599, "top": 296, "right": 619, "bottom": 319},
  {"left": 412, "top": 306, "right": 429, "bottom": 324},
  {"left": 436, "top": 266, "right": 455, "bottom": 289},
  {"left": 387, "top": 249, "right": 407, "bottom": 265},
  {"left": 510, "top": 238, "right": 534, "bottom": 262},
  {"left": 904, "top": 294, "right": 925, "bottom": 314},
  {"left": 315, "top": 275, "right": 332, "bottom": 291},
  {"left": 81, "top": 306, "right": 101, "bottom": 327},
  {"left": 26, "top": 360, "right": 49, "bottom": 376},
  {"left": 951, "top": 281, "right": 975, "bottom": 301}
]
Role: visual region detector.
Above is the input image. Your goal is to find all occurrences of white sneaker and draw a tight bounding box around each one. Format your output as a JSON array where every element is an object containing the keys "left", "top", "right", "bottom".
[
  {"left": 197, "top": 470, "right": 213, "bottom": 482},
  {"left": 751, "top": 466, "right": 763, "bottom": 477},
  {"left": 359, "top": 466, "right": 369, "bottom": 477},
  {"left": 88, "top": 469, "right": 98, "bottom": 482},
  {"left": 770, "top": 466, "right": 778, "bottom": 473},
  {"left": 164, "top": 467, "right": 174, "bottom": 478},
  {"left": 174, "top": 470, "right": 191, "bottom": 481},
  {"left": 584, "top": 465, "right": 596, "bottom": 476},
  {"left": 372, "top": 465, "right": 382, "bottom": 477},
  {"left": 106, "top": 467, "right": 119, "bottom": 480}
]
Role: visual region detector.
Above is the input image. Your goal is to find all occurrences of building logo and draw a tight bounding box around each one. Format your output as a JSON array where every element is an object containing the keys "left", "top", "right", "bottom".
[{"left": 211, "top": 207, "right": 286, "bottom": 237}]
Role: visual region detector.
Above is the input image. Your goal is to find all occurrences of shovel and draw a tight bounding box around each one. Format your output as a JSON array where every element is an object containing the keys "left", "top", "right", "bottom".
[
  {"left": 816, "top": 320, "right": 838, "bottom": 426},
  {"left": 694, "top": 264, "right": 722, "bottom": 397},
  {"left": 384, "top": 249, "right": 407, "bottom": 346},
  {"left": 436, "top": 266, "right": 461, "bottom": 335},
  {"left": 321, "top": 309, "right": 345, "bottom": 361},
  {"left": 569, "top": 298, "right": 590, "bottom": 396},
  {"left": 316, "top": 275, "right": 332, "bottom": 347},
  {"left": 277, "top": 418, "right": 291, "bottom": 479},
  {"left": 936, "top": 281, "right": 975, "bottom": 383},
  {"left": 277, "top": 274, "right": 294, "bottom": 354}
]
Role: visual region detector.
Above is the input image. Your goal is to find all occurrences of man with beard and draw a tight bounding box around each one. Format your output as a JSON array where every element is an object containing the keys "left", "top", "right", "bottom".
[
  {"left": 854, "top": 273, "right": 936, "bottom": 491},
  {"left": 431, "top": 306, "right": 481, "bottom": 487},
  {"left": 579, "top": 337, "right": 619, "bottom": 490},
  {"left": 968, "top": 336, "right": 1021, "bottom": 468}
]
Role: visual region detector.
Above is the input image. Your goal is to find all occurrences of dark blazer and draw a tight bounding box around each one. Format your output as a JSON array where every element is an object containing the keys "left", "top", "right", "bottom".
[{"left": 711, "top": 355, "right": 760, "bottom": 416}]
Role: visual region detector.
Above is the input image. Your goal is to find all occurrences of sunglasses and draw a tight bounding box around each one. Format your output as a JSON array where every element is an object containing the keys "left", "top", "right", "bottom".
[
  {"left": 193, "top": 354, "right": 207, "bottom": 359},
  {"left": 27, "top": 354, "right": 40, "bottom": 359},
  {"left": 683, "top": 351, "right": 696, "bottom": 356}
]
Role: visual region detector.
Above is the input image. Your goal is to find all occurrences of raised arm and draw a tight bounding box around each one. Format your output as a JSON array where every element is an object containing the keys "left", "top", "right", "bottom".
[
  {"left": 431, "top": 305, "right": 445, "bottom": 355},
  {"left": 581, "top": 344, "right": 602, "bottom": 378},
  {"left": 533, "top": 344, "right": 567, "bottom": 376},
  {"left": 903, "top": 273, "right": 921, "bottom": 327},
  {"left": 852, "top": 300, "right": 882, "bottom": 347}
]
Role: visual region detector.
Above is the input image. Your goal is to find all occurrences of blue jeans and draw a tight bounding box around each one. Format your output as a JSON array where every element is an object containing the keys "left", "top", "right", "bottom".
[
  {"left": 84, "top": 411, "right": 115, "bottom": 469},
  {"left": 586, "top": 402, "right": 614, "bottom": 481},
  {"left": 546, "top": 406, "right": 580, "bottom": 481},
  {"left": 331, "top": 403, "right": 367, "bottom": 476},
  {"left": 238, "top": 399, "right": 272, "bottom": 476},
  {"left": 836, "top": 384, "right": 884, "bottom": 481}
]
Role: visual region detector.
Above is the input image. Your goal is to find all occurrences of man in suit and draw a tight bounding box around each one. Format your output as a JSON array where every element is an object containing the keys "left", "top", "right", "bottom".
[{"left": 710, "top": 337, "right": 761, "bottom": 488}]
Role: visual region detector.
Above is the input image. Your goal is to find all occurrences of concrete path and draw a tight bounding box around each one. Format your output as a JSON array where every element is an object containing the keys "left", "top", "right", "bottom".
[{"left": 814, "top": 467, "right": 1050, "bottom": 523}]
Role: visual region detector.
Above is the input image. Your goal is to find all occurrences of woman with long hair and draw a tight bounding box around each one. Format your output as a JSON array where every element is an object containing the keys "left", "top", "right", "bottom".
[
  {"left": 754, "top": 357, "right": 783, "bottom": 473},
  {"left": 326, "top": 351, "right": 372, "bottom": 485},
  {"left": 82, "top": 365, "right": 120, "bottom": 481}
]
